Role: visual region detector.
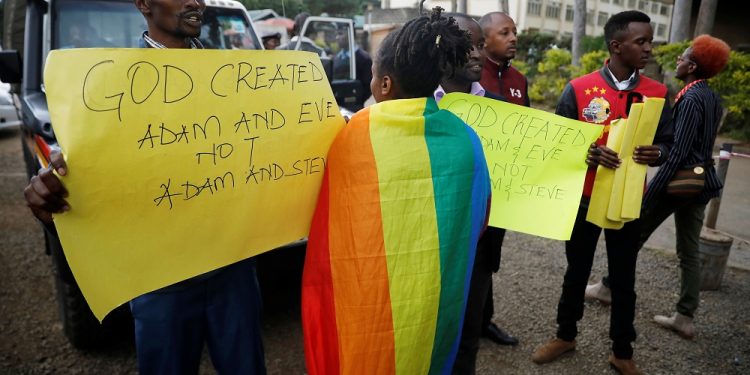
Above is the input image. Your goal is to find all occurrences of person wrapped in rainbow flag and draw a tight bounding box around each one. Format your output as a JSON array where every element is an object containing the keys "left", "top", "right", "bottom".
[{"left": 301, "top": 6, "right": 492, "bottom": 375}]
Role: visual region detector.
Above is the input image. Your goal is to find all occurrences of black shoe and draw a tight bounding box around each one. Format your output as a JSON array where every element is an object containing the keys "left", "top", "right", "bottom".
[{"left": 482, "top": 323, "right": 519, "bottom": 346}]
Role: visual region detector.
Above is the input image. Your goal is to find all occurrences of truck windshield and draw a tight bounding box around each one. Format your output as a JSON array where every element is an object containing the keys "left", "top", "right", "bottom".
[
  {"left": 199, "top": 7, "right": 261, "bottom": 50},
  {"left": 53, "top": 1, "right": 261, "bottom": 50},
  {"left": 54, "top": 0, "right": 145, "bottom": 49}
]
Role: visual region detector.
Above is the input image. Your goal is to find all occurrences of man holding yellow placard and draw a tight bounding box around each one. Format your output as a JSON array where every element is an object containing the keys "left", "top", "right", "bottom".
[
  {"left": 24, "top": 0, "right": 267, "bottom": 373},
  {"left": 532, "top": 11, "right": 673, "bottom": 374}
]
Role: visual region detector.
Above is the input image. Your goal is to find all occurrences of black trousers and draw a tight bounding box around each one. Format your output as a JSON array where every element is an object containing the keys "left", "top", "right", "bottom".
[
  {"left": 556, "top": 205, "right": 640, "bottom": 359},
  {"left": 453, "top": 227, "right": 505, "bottom": 375}
]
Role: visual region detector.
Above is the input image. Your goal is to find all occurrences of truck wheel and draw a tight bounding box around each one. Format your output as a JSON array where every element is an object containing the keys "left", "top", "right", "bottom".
[
  {"left": 47, "top": 231, "right": 132, "bottom": 350},
  {"left": 53, "top": 270, "right": 108, "bottom": 349}
]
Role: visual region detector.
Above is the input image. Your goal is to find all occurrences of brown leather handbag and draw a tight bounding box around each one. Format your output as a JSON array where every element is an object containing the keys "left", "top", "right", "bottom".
[{"left": 666, "top": 165, "right": 706, "bottom": 198}]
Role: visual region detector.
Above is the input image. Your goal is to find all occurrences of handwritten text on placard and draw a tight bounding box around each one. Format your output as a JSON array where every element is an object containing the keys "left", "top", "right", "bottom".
[
  {"left": 439, "top": 93, "right": 602, "bottom": 240},
  {"left": 45, "top": 49, "right": 344, "bottom": 320}
]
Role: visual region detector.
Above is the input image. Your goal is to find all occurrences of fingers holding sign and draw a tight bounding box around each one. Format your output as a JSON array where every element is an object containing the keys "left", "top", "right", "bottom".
[
  {"left": 586, "top": 143, "right": 621, "bottom": 169},
  {"left": 24, "top": 150, "right": 69, "bottom": 223}
]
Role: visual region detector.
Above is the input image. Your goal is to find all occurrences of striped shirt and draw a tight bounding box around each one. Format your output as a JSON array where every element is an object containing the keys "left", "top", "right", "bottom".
[{"left": 644, "top": 80, "right": 723, "bottom": 205}]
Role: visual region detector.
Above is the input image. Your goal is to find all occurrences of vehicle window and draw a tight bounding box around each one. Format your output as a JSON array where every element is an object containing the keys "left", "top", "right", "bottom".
[
  {"left": 54, "top": 0, "right": 145, "bottom": 49},
  {"left": 302, "top": 20, "right": 354, "bottom": 80},
  {"left": 199, "top": 8, "right": 261, "bottom": 50}
]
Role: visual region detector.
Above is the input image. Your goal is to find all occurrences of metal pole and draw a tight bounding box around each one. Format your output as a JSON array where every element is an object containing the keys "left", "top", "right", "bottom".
[{"left": 704, "top": 143, "right": 733, "bottom": 229}]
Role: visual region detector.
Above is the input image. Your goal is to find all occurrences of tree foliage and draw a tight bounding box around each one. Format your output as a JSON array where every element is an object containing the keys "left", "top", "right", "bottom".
[
  {"left": 580, "top": 35, "right": 606, "bottom": 54},
  {"left": 575, "top": 50, "right": 609, "bottom": 78},
  {"left": 516, "top": 32, "right": 558, "bottom": 76},
  {"left": 528, "top": 48, "right": 574, "bottom": 107}
]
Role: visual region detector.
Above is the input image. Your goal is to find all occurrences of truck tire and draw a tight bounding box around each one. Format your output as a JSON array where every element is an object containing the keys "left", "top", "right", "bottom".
[{"left": 47, "top": 231, "right": 132, "bottom": 350}]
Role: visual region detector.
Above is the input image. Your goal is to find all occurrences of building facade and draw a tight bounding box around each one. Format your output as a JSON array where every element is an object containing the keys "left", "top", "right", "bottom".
[{"left": 383, "top": 0, "right": 674, "bottom": 42}]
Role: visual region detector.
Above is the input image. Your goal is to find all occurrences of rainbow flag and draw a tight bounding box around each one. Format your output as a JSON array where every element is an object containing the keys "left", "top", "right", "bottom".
[{"left": 302, "top": 97, "right": 491, "bottom": 375}]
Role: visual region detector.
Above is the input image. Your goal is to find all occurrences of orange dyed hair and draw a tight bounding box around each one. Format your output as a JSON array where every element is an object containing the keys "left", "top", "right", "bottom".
[{"left": 690, "top": 34, "right": 731, "bottom": 79}]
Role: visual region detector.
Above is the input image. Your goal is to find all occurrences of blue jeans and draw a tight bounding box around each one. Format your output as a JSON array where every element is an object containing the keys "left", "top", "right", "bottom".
[{"left": 130, "top": 258, "right": 266, "bottom": 375}]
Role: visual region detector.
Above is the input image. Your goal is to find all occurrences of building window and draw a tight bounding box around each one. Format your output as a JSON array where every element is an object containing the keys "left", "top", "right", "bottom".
[
  {"left": 650, "top": 21, "right": 656, "bottom": 30},
  {"left": 601, "top": 0, "right": 609, "bottom": 3},
  {"left": 638, "top": 1, "right": 647, "bottom": 11},
  {"left": 587, "top": 11, "right": 594, "bottom": 25},
  {"left": 613, "top": 0, "right": 623, "bottom": 5},
  {"left": 657, "top": 23, "right": 666, "bottom": 37},
  {"left": 598, "top": 11, "right": 609, "bottom": 26},
  {"left": 528, "top": 0, "right": 542, "bottom": 16},
  {"left": 546, "top": 2, "right": 561, "bottom": 19},
  {"left": 565, "top": 5, "right": 574, "bottom": 21},
  {"left": 628, "top": 0, "right": 636, "bottom": 7},
  {"left": 661, "top": 5, "right": 670, "bottom": 15},
  {"left": 651, "top": 2, "right": 659, "bottom": 13}
]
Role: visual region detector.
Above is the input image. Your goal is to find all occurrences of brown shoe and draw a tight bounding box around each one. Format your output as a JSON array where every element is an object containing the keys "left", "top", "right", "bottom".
[
  {"left": 608, "top": 354, "right": 643, "bottom": 375},
  {"left": 531, "top": 338, "right": 576, "bottom": 364}
]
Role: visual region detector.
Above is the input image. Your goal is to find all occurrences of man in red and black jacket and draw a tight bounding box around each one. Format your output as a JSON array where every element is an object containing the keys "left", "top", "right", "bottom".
[{"left": 532, "top": 11, "right": 673, "bottom": 375}]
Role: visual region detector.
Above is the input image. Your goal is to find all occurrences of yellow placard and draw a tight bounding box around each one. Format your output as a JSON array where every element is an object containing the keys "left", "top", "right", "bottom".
[
  {"left": 44, "top": 49, "right": 345, "bottom": 320},
  {"left": 439, "top": 93, "right": 602, "bottom": 240}
]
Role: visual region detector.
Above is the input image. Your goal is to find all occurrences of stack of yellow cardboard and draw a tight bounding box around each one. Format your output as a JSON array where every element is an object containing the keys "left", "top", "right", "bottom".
[{"left": 586, "top": 98, "right": 665, "bottom": 229}]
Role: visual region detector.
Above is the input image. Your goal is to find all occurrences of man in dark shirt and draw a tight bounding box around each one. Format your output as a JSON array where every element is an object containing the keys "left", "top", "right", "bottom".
[
  {"left": 479, "top": 12, "right": 529, "bottom": 107},
  {"left": 462, "top": 11, "right": 526, "bottom": 349},
  {"left": 24, "top": 0, "right": 266, "bottom": 373}
]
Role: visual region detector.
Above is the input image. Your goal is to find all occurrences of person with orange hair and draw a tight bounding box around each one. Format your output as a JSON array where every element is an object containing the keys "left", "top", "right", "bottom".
[
  {"left": 639, "top": 34, "right": 730, "bottom": 340},
  {"left": 588, "top": 34, "right": 731, "bottom": 341}
]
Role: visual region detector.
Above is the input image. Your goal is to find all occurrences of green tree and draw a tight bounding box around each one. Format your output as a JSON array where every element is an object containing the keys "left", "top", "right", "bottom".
[
  {"left": 528, "top": 48, "right": 574, "bottom": 107},
  {"left": 511, "top": 59, "right": 530, "bottom": 77},
  {"left": 574, "top": 50, "right": 609, "bottom": 77},
  {"left": 516, "top": 32, "right": 558, "bottom": 76},
  {"left": 706, "top": 51, "right": 750, "bottom": 140},
  {"left": 580, "top": 35, "right": 606, "bottom": 54}
]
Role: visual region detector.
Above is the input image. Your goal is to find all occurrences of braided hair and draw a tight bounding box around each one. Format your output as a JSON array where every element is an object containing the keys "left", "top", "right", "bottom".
[{"left": 375, "top": 5, "right": 471, "bottom": 98}]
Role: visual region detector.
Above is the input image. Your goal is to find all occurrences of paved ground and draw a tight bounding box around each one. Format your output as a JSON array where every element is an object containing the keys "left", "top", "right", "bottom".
[{"left": 1, "top": 126, "right": 748, "bottom": 374}]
